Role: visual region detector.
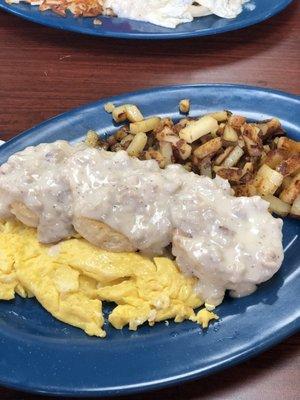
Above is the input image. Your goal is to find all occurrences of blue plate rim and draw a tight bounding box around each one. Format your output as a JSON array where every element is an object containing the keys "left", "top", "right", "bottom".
[
  {"left": 0, "top": 322, "right": 299, "bottom": 397},
  {"left": 0, "top": 0, "right": 295, "bottom": 39},
  {"left": 0, "top": 83, "right": 299, "bottom": 397}
]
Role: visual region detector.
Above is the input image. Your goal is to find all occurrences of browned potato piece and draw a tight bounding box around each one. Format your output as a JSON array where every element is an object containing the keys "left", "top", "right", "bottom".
[
  {"left": 73, "top": 217, "right": 136, "bottom": 252},
  {"left": 144, "top": 149, "right": 165, "bottom": 168},
  {"left": 209, "top": 110, "right": 230, "bottom": 122},
  {"left": 243, "top": 138, "right": 262, "bottom": 157},
  {"left": 155, "top": 126, "right": 179, "bottom": 144},
  {"left": 279, "top": 172, "right": 300, "bottom": 204},
  {"left": 159, "top": 141, "right": 173, "bottom": 166},
  {"left": 266, "top": 118, "right": 282, "bottom": 135},
  {"left": 85, "top": 130, "right": 99, "bottom": 148},
  {"left": 228, "top": 115, "right": 246, "bottom": 130},
  {"left": 262, "top": 195, "right": 291, "bottom": 217},
  {"left": 173, "top": 118, "right": 189, "bottom": 134},
  {"left": 126, "top": 132, "right": 147, "bottom": 157},
  {"left": 214, "top": 147, "right": 234, "bottom": 166},
  {"left": 125, "top": 105, "right": 144, "bottom": 122},
  {"left": 277, "top": 137, "right": 300, "bottom": 153},
  {"left": 104, "top": 102, "right": 115, "bottom": 113},
  {"left": 179, "top": 116, "right": 218, "bottom": 143},
  {"left": 255, "top": 122, "right": 268, "bottom": 136},
  {"left": 214, "top": 167, "right": 243, "bottom": 182},
  {"left": 130, "top": 117, "right": 161, "bottom": 134},
  {"left": 115, "top": 127, "right": 128, "bottom": 141},
  {"left": 200, "top": 157, "right": 212, "bottom": 178},
  {"left": 276, "top": 154, "right": 300, "bottom": 176},
  {"left": 234, "top": 184, "right": 257, "bottom": 197},
  {"left": 155, "top": 117, "right": 174, "bottom": 131},
  {"left": 281, "top": 176, "right": 293, "bottom": 190},
  {"left": 263, "top": 145, "right": 271, "bottom": 153},
  {"left": 173, "top": 140, "right": 192, "bottom": 161},
  {"left": 263, "top": 149, "right": 290, "bottom": 169},
  {"left": 221, "top": 146, "right": 244, "bottom": 167},
  {"left": 184, "top": 162, "right": 192, "bottom": 172},
  {"left": 112, "top": 105, "right": 127, "bottom": 123},
  {"left": 254, "top": 164, "right": 283, "bottom": 195},
  {"left": 223, "top": 125, "right": 238, "bottom": 143},
  {"left": 242, "top": 162, "right": 254, "bottom": 174},
  {"left": 290, "top": 195, "right": 300, "bottom": 218},
  {"left": 179, "top": 99, "right": 190, "bottom": 114},
  {"left": 120, "top": 134, "right": 134, "bottom": 149},
  {"left": 241, "top": 124, "right": 263, "bottom": 157},
  {"left": 193, "top": 137, "right": 222, "bottom": 159}
]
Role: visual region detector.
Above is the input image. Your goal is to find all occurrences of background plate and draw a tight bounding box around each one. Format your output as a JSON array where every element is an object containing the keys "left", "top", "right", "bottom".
[
  {"left": 0, "top": 84, "right": 299, "bottom": 397},
  {"left": 0, "top": 0, "right": 295, "bottom": 39}
]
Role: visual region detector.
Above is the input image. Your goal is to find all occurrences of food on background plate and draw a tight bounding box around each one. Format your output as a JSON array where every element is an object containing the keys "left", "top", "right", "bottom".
[
  {"left": 94, "top": 102, "right": 300, "bottom": 219},
  {"left": 0, "top": 138, "right": 283, "bottom": 310},
  {"left": 5, "top": 0, "right": 252, "bottom": 28}
]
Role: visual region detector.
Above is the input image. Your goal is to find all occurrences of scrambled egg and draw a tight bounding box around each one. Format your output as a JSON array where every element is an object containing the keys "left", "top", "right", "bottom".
[{"left": 0, "top": 220, "right": 218, "bottom": 337}]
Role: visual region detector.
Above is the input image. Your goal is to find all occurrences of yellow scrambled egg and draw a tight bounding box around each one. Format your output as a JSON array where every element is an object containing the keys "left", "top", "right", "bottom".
[{"left": 0, "top": 220, "right": 218, "bottom": 338}]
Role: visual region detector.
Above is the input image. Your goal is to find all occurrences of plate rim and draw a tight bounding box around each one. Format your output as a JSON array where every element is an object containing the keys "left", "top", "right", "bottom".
[
  {"left": 0, "top": 0, "right": 295, "bottom": 39},
  {"left": 0, "top": 83, "right": 299, "bottom": 397}
]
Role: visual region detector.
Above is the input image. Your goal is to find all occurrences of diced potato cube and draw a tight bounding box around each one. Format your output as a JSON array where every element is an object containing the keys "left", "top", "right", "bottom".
[
  {"left": 130, "top": 117, "right": 161, "bottom": 134},
  {"left": 85, "top": 130, "right": 99, "bottom": 147},
  {"left": 193, "top": 137, "right": 222, "bottom": 159},
  {"left": 120, "top": 134, "right": 134, "bottom": 149},
  {"left": 156, "top": 126, "right": 179, "bottom": 144},
  {"left": 263, "top": 149, "right": 289, "bottom": 169},
  {"left": 242, "top": 162, "right": 254, "bottom": 174},
  {"left": 242, "top": 124, "right": 263, "bottom": 157},
  {"left": 223, "top": 125, "right": 238, "bottom": 142},
  {"left": 281, "top": 176, "right": 293, "bottom": 190},
  {"left": 214, "top": 167, "right": 243, "bottom": 182},
  {"left": 254, "top": 164, "right": 283, "bottom": 195},
  {"left": 112, "top": 105, "right": 127, "bottom": 123},
  {"left": 291, "top": 195, "right": 300, "bottom": 218},
  {"left": 279, "top": 172, "right": 300, "bottom": 204},
  {"left": 222, "top": 146, "right": 244, "bottom": 167},
  {"left": 125, "top": 105, "right": 144, "bottom": 122},
  {"left": 266, "top": 118, "right": 282, "bottom": 135},
  {"left": 208, "top": 110, "right": 230, "bottom": 122},
  {"left": 277, "top": 137, "right": 300, "bottom": 153},
  {"left": 126, "top": 132, "right": 147, "bottom": 157},
  {"left": 200, "top": 158, "right": 212, "bottom": 178},
  {"left": 159, "top": 141, "right": 173, "bottom": 166},
  {"left": 174, "top": 140, "right": 192, "bottom": 161},
  {"left": 104, "top": 102, "right": 115, "bottom": 113},
  {"left": 234, "top": 184, "right": 257, "bottom": 197},
  {"left": 214, "top": 147, "right": 234, "bottom": 166},
  {"left": 112, "top": 104, "right": 144, "bottom": 123},
  {"left": 179, "top": 116, "right": 218, "bottom": 143},
  {"left": 144, "top": 149, "right": 165, "bottom": 168},
  {"left": 276, "top": 154, "right": 300, "bottom": 176},
  {"left": 228, "top": 115, "right": 246, "bottom": 130},
  {"left": 179, "top": 99, "right": 190, "bottom": 114},
  {"left": 262, "top": 195, "right": 291, "bottom": 217}
]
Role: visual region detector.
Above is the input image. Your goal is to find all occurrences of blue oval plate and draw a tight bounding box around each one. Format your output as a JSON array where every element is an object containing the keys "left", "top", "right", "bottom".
[
  {"left": 0, "top": 84, "right": 299, "bottom": 397},
  {"left": 0, "top": 0, "right": 294, "bottom": 39}
]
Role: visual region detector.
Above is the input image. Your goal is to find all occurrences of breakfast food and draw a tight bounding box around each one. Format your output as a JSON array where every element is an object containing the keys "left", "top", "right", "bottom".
[
  {"left": 95, "top": 103, "right": 300, "bottom": 218},
  {"left": 0, "top": 219, "right": 218, "bottom": 337},
  {"left": 0, "top": 139, "right": 284, "bottom": 307},
  {"left": 6, "top": 0, "right": 251, "bottom": 28}
]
